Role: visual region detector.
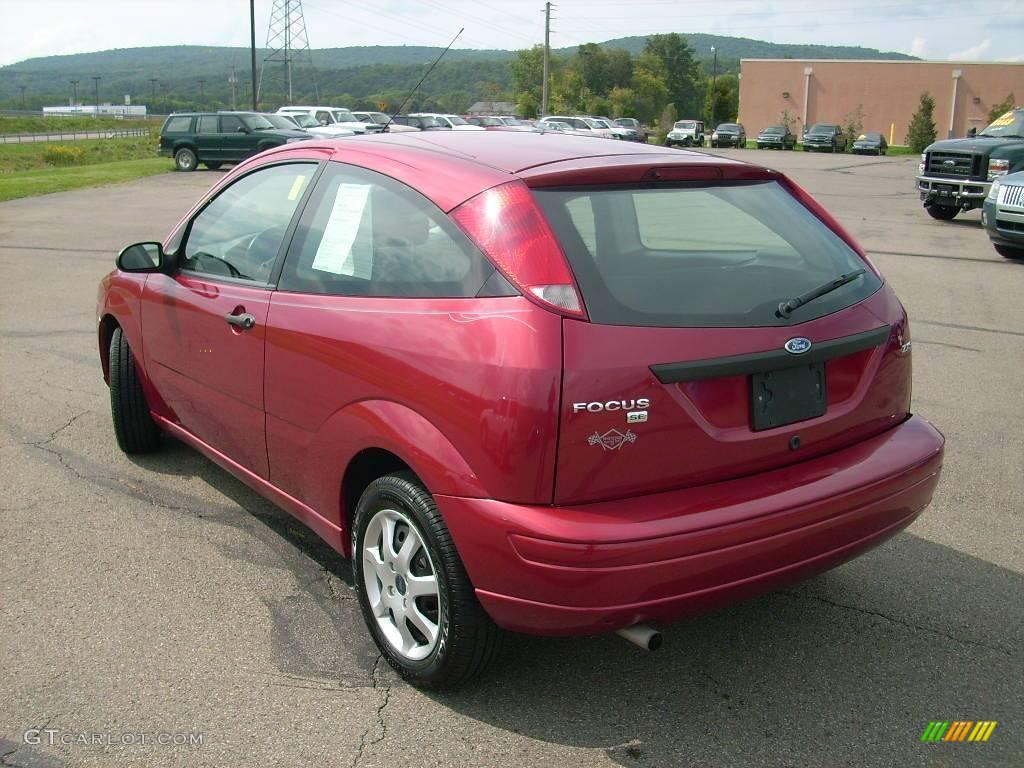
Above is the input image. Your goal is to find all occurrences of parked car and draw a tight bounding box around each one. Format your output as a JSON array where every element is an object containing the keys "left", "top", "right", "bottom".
[
  {"left": 665, "top": 120, "right": 705, "bottom": 147},
  {"left": 264, "top": 112, "right": 356, "bottom": 139},
  {"left": 711, "top": 123, "right": 746, "bottom": 148},
  {"left": 389, "top": 115, "right": 450, "bottom": 131},
  {"left": 158, "top": 111, "right": 309, "bottom": 171},
  {"left": 277, "top": 106, "right": 383, "bottom": 135},
  {"left": 495, "top": 116, "right": 535, "bottom": 131},
  {"left": 851, "top": 132, "right": 888, "bottom": 155},
  {"left": 466, "top": 116, "right": 508, "bottom": 128},
  {"left": 916, "top": 107, "right": 1024, "bottom": 221},
  {"left": 101, "top": 131, "right": 943, "bottom": 689},
  {"left": 982, "top": 170, "right": 1024, "bottom": 259},
  {"left": 803, "top": 123, "right": 845, "bottom": 152},
  {"left": 352, "top": 111, "right": 419, "bottom": 133},
  {"left": 756, "top": 125, "right": 797, "bottom": 150},
  {"left": 409, "top": 113, "right": 485, "bottom": 131},
  {"left": 614, "top": 117, "right": 649, "bottom": 142},
  {"left": 533, "top": 120, "right": 574, "bottom": 134},
  {"left": 537, "top": 116, "right": 602, "bottom": 137},
  {"left": 594, "top": 116, "right": 634, "bottom": 140}
]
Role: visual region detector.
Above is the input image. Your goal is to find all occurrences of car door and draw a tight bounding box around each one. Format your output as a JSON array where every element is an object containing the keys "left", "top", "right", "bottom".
[
  {"left": 218, "top": 114, "right": 254, "bottom": 162},
  {"left": 141, "top": 160, "right": 318, "bottom": 477},
  {"left": 194, "top": 114, "right": 220, "bottom": 163}
]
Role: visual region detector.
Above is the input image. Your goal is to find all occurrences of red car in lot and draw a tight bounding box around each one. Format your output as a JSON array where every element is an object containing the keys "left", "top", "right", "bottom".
[{"left": 97, "top": 132, "right": 944, "bottom": 688}]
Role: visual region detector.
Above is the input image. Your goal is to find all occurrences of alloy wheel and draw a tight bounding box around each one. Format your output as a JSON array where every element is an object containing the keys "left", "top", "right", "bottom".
[{"left": 361, "top": 507, "right": 441, "bottom": 661}]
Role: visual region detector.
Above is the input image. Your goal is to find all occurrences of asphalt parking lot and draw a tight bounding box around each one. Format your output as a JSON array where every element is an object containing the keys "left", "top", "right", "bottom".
[{"left": 1, "top": 147, "right": 1021, "bottom": 768}]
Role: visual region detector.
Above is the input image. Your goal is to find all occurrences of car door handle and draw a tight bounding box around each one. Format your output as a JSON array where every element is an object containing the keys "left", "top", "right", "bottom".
[{"left": 225, "top": 312, "right": 256, "bottom": 330}]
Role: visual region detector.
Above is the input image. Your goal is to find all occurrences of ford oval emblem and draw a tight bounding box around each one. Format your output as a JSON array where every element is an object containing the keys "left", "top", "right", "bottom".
[{"left": 784, "top": 337, "right": 812, "bottom": 354}]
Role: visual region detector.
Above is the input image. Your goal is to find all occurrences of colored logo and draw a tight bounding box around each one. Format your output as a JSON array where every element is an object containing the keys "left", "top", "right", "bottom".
[
  {"left": 587, "top": 429, "right": 638, "bottom": 451},
  {"left": 920, "top": 721, "right": 997, "bottom": 742},
  {"left": 784, "top": 337, "right": 812, "bottom": 355}
]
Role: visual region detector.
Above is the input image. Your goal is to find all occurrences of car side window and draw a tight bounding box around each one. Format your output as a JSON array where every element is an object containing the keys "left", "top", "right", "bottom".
[
  {"left": 164, "top": 116, "right": 192, "bottom": 133},
  {"left": 315, "top": 110, "right": 331, "bottom": 124},
  {"left": 197, "top": 115, "right": 218, "bottom": 134},
  {"left": 181, "top": 163, "right": 315, "bottom": 284},
  {"left": 221, "top": 115, "right": 244, "bottom": 133},
  {"left": 279, "top": 163, "right": 495, "bottom": 297}
]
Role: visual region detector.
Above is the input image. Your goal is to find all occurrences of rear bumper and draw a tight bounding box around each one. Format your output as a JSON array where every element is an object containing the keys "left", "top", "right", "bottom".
[{"left": 437, "top": 416, "right": 944, "bottom": 636}]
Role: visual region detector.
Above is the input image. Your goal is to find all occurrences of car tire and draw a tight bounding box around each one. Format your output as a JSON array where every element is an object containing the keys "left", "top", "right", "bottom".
[
  {"left": 204, "top": 162, "right": 223, "bottom": 170},
  {"left": 109, "top": 327, "right": 161, "bottom": 454},
  {"left": 173, "top": 147, "right": 197, "bottom": 172},
  {"left": 993, "top": 244, "right": 1024, "bottom": 260},
  {"left": 925, "top": 204, "right": 959, "bottom": 221},
  {"left": 353, "top": 472, "right": 504, "bottom": 689}
]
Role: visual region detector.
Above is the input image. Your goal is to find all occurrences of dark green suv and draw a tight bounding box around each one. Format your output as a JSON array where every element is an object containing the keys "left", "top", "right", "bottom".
[{"left": 159, "top": 111, "right": 310, "bottom": 171}]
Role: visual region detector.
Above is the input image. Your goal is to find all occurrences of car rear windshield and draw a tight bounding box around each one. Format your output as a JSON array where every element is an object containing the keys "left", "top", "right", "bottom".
[{"left": 533, "top": 181, "right": 881, "bottom": 328}]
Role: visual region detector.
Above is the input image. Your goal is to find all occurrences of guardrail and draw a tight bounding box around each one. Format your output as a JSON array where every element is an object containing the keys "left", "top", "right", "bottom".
[{"left": 0, "top": 128, "right": 152, "bottom": 144}]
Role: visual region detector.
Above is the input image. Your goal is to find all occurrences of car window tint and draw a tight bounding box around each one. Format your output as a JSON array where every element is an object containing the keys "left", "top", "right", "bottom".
[
  {"left": 181, "top": 163, "right": 315, "bottom": 284},
  {"left": 197, "top": 115, "right": 218, "bottom": 134},
  {"left": 164, "top": 116, "right": 192, "bottom": 133},
  {"left": 565, "top": 196, "right": 597, "bottom": 256},
  {"left": 279, "top": 163, "right": 494, "bottom": 297},
  {"left": 221, "top": 115, "right": 244, "bottom": 133}
]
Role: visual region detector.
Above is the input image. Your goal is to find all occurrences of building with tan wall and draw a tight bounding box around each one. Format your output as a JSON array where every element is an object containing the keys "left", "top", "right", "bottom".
[{"left": 738, "top": 59, "right": 1023, "bottom": 145}]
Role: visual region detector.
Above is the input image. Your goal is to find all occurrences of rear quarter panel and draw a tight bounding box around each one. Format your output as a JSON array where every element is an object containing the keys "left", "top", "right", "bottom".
[{"left": 263, "top": 294, "right": 564, "bottom": 525}]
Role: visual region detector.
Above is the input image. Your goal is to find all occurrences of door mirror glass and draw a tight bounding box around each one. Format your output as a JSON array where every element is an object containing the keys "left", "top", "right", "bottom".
[
  {"left": 117, "top": 242, "right": 164, "bottom": 272},
  {"left": 237, "top": 125, "right": 249, "bottom": 133}
]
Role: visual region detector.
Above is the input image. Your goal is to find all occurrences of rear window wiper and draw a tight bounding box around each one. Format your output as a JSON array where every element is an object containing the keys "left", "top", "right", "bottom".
[{"left": 777, "top": 268, "right": 866, "bottom": 318}]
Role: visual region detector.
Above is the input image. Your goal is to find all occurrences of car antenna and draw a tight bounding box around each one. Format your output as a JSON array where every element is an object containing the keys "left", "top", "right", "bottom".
[{"left": 383, "top": 27, "right": 464, "bottom": 133}]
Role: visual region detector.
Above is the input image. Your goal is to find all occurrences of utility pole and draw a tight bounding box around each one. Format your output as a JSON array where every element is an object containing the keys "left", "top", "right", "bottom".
[
  {"left": 70, "top": 79, "right": 79, "bottom": 109},
  {"left": 259, "top": 0, "right": 317, "bottom": 105},
  {"left": 198, "top": 79, "right": 206, "bottom": 107},
  {"left": 19, "top": 85, "right": 26, "bottom": 110},
  {"left": 229, "top": 66, "right": 238, "bottom": 110},
  {"left": 541, "top": 2, "right": 553, "bottom": 117},
  {"left": 710, "top": 46, "right": 718, "bottom": 124},
  {"left": 250, "top": 0, "right": 258, "bottom": 110},
  {"left": 91, "top": 76, "right": 101, "bottom": 116}
]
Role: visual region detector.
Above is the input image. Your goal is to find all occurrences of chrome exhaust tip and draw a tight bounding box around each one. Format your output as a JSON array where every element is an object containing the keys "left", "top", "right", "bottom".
[{"left": 615, "top": 624, "right": 663, "bottom": 651}]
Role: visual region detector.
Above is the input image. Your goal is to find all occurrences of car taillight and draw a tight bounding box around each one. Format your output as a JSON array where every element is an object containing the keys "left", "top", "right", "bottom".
[
  {"left": 988, "top": 158, "right": 1009, "bottom": 180},
  {"left": 450, "top": 181, "right": 587, "bottom": 318}
]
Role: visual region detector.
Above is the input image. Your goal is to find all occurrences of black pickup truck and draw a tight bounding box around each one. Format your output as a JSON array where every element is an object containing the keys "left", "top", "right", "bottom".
[{"left": 916, "top": 108, "right": 1024, "bottom": 220}]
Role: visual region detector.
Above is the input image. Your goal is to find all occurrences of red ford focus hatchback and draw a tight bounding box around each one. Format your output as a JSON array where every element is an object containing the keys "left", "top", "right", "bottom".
[{"left": 97, "top": 132, "right": 944, "bottom": 688}]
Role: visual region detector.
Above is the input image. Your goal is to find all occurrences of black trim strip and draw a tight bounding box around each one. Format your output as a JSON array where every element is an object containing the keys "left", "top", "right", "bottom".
[{"left": 650, "top": 325, "right": 891, "bottom": 383}]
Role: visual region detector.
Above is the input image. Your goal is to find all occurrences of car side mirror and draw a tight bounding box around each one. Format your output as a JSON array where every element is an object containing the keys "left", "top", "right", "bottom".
[
  {"left": 117, "top": 242, "right": 166, "bottom": 273},
  {"left": 237, "top": 125, "right": 249, "bottom": 133}
]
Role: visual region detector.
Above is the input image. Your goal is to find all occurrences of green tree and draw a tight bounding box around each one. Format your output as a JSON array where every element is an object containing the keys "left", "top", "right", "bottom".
[
  {"left": 608, "top": 86, "right": 637, "bottom": 119},
  {"left": 907, "top": 92, "right": 937, "bottom": 152},
  {"left": 605, "top": 49, "right": 634, "bottom": 90},
  {"left": 517, "top": 91, "right": 539, "bottom": 119},
  {"left": 630, "top": 56, "right": 669, "bottom": 125},
  {"left": 659, "top": 103, "right": 678, "bottom": 135},
  {"left": 988, "top": 93, "right": 1016, "bottom": 123},
  {"left": 644, "top": 34, "right": 703, "bottom": 117},
  {"left": 842, "top": 104, "right": 865, "bottom": 151},
  {"left": 511, "top": 46, "right": 547, "bottom": 106},
  {"left": 704, "top": 73, "right": 738, "bottom": 125}
]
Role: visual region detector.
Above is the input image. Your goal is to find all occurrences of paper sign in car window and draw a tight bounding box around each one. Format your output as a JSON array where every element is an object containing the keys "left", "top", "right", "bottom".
[
  {"left": 990, "top": 112, "right": 1014, "bottom": 127},
  {"left": 287, "top": 174, "right": 307, "bottom": 201},
  {"left": 311, "top": 182, "right": 372, "bottom": 277}
]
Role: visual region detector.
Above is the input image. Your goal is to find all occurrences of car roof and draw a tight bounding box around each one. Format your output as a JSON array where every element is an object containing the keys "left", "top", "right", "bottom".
[{"left": 241, "top": 131, "right": 758, "bottom": 214}]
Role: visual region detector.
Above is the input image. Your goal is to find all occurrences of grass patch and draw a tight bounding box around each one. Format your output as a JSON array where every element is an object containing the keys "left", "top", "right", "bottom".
[
  {"left": 0, "top": 136, "right": 157, "bottom": 173},
  {"left": 0, "top": 115, "right": 154, "bottom": 135},
  {"left": 0, "top": 158, "right": 171, "bottom": 201}
]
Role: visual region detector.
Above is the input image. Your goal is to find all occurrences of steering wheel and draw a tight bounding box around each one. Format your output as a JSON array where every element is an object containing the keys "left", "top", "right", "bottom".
[
  {"left": 245, "top": 226, "right": 287, "bottom": 277},
  {"left": 190, "top": 251, "right": 243, "bottom": 278}
]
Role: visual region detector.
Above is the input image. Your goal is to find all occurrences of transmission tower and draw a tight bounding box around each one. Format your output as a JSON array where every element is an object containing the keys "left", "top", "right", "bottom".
[{"left": 257, "top": 0, "right": 318, "bottom": 107}]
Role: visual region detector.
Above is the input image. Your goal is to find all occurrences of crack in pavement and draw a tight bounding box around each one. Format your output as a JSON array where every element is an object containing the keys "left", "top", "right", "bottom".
[
  {"left": 780, "top": 591, "right": 1015, "bottom": 657},
  {"left": 351, "top": 655, "right": 393, "bottom": 768}
]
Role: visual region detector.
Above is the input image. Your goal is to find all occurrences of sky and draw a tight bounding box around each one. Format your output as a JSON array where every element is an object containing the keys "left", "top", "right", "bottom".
[{"left": 1, "top": 0, "right": 1022, "bottom": 67}]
